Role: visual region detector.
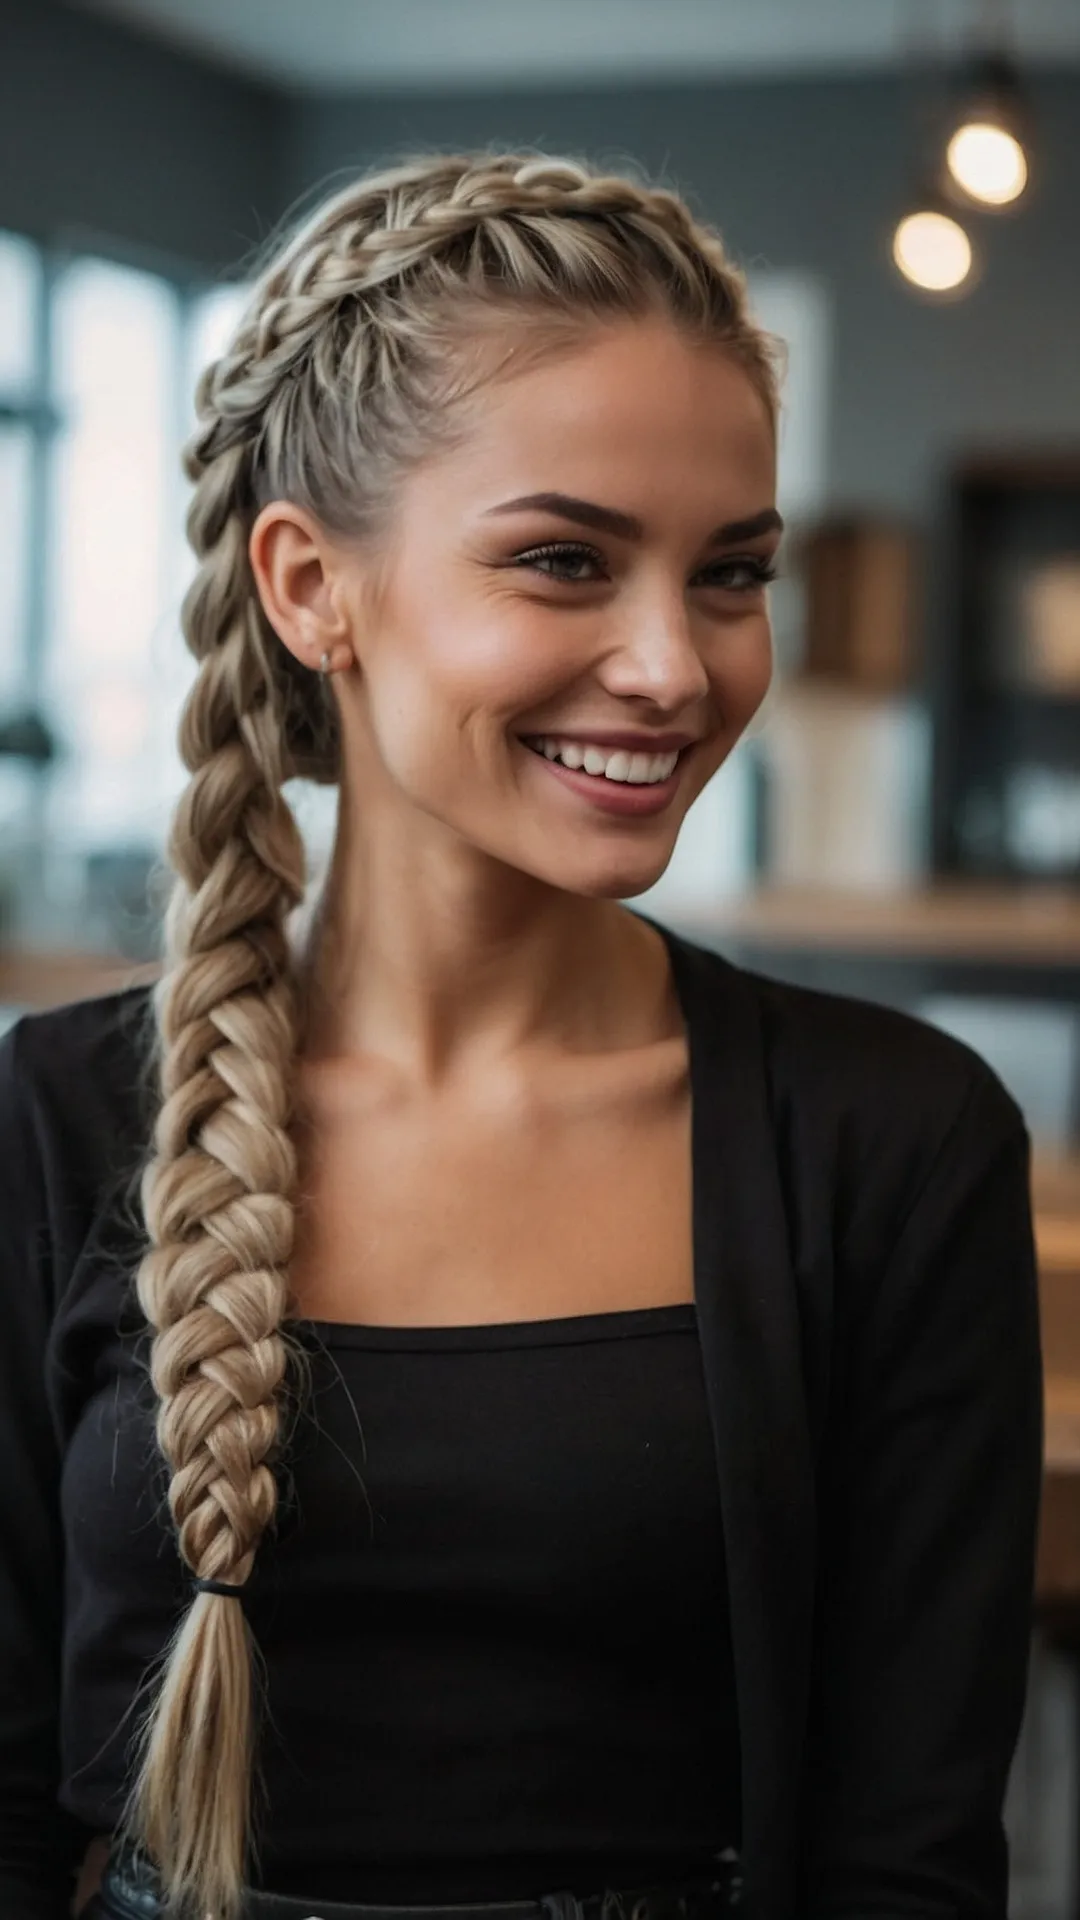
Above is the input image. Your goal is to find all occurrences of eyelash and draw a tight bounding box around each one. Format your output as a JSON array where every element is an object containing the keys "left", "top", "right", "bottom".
[{"left": 514, "top": 540, "right": 779, "bottom": 591}]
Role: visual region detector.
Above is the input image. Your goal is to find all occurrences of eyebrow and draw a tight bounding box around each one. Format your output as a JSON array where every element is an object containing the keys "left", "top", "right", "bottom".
[{"left": 481, "top": 492, "right": 784, "bottom": 547}]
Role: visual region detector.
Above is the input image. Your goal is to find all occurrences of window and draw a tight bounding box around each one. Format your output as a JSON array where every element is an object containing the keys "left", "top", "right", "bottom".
[
  {"left": 0, "top": 234, "right": 41, "bottom": 706},
  {"left": 0, "top": 230, "right": 251, "bottom": 952},
  {"left": 0, "top": 231, "right": 48, "bottom": 954},
  {"left": 45, "top": 258, "right": 178, "bottom": 850}
]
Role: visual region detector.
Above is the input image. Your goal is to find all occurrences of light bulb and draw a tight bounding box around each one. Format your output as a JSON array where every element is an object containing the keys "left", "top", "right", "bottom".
[
  {"left": 947, "top": 121, "right": 1028, "bottom": 204},
  {"left": 892, "top": 210, "right": 973, "bottom": 292}
]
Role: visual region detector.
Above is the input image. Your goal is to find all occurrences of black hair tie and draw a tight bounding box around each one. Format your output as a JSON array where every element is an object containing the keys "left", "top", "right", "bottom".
[{"left": 193, "top": 1577, "right": 246, "bottom": 1600}]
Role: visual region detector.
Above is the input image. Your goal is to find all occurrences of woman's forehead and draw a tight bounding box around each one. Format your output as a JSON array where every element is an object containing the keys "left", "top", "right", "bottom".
[{"left": 405, "top": 328, "right": 775, "bottom": 515}]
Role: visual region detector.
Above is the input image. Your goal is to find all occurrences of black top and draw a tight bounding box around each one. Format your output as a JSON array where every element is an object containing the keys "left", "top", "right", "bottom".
[
  {"left": 63, "top": 1293, "right": 742, "bottom": 1905},
  {"left": 0, "top": 918, "right": 1044, "bottom": 1920}
]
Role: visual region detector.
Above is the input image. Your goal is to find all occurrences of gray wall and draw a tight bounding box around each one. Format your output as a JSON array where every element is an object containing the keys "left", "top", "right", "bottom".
[
  {"left": 3, "top": 3, "right": 1079, "bottom": 519},
  {"left": 284, "top": 71, "right": 1080, "bottom": 521},
  {"left": 0, "top": 0, "right": 281, "bottom": 279}
]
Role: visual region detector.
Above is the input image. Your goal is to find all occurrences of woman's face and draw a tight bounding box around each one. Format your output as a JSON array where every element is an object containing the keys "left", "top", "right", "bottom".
[{"left": 309, "top": 313, "right": 779, "bottom": 903}]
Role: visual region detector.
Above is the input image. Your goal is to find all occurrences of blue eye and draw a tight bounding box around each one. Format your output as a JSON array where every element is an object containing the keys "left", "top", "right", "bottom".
[{"left": 515, "top": 542, "right": 778, "bottom": 590}]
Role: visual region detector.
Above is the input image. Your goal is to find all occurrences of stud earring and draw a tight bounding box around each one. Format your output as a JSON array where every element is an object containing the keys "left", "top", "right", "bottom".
[{"left": 319, "top": 650, "right": 331, "bottom": 676}]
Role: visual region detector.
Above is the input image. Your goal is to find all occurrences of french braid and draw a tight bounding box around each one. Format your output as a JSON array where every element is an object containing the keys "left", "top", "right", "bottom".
[{"left": 119, "top": 147, "right": 782, "bottom": 1919}]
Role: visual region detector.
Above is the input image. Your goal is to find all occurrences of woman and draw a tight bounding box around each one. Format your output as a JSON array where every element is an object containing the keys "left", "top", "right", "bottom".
[{"left": 0, "top": 150, "right": 1042, "bottom": 1920}]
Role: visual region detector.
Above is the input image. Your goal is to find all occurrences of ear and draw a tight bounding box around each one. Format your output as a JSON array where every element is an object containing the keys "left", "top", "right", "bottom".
[{"left": 248, "top": 501, "right": 353, "bottom": 674}]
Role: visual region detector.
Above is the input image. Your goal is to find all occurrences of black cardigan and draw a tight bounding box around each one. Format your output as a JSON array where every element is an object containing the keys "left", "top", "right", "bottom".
[{"left": 0, "top": 914, "right": 1043, "bottom": 1920}]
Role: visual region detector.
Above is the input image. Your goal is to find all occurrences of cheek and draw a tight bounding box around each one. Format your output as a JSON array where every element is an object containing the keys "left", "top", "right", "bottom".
[
  {"left": 708, "top": 612, "right": 774, "bottom": 724},
  {"left": 363, "top": 610, "right": 557, "bottom": 786},
  {"left": 747, "top": 615, "right": 776, "bottom": 704},
  {"left": 385, "top": 601, "right": 576, "bottom": 737}
]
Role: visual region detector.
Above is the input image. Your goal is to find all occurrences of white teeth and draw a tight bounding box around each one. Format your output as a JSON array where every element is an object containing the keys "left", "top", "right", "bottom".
[
  {"left": 526, "top": 737, "right": 681, "bottom": 784},
  {"left": 603, "top": 751, "right": 633, "bottom": 782}
]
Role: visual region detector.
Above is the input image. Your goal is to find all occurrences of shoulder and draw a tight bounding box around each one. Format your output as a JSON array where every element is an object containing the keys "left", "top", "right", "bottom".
[
  {"left": 0, "top": 983, "right": 157, "bottom": 1329},
  {"left": 665, "top": 924, "right": 1028, "bottom": 1253},
  {"left": 667, "top": 920, "right": 1021, "bottom": 1123},
  {"left": 1, "top": 980, "right": 157, "bottom": 1192},
  {"left": 745, "top": 956, "right": 1020, "bottom": 1128}
]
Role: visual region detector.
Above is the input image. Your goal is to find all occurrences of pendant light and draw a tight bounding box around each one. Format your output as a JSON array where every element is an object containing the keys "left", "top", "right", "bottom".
[
  {"left": 891, "top": 181, "right": 977, "bottom": 299},
  {"left": 944, "top": 50, "right": 1031, "bottom": 208}
]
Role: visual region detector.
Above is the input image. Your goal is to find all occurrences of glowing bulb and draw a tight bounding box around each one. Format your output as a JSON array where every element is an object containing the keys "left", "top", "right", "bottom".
[
  {"left": 947, "top": 121, "right": 1028, "bottom": 204},
  {"left": 892, "top": 210, "right": 973, "bottom": 292}
]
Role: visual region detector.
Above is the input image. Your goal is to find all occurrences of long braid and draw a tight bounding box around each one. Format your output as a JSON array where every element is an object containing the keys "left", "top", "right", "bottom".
[
  {"left": 120, "top": 148, "right": 782, "bottom": 1920},
  {"left": 120, "top": 434, "right": 310, "bottom": 1916}
]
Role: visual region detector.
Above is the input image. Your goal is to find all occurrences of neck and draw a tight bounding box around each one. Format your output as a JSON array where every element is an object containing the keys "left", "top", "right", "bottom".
[{"left": 291, "top": 875, "right": 676, "bottom": 1090}]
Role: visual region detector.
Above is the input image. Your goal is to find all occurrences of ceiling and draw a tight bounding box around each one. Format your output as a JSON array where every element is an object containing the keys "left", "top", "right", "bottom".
[{"left": 68, "top": 0, "right": 1080, "bottom": 95}]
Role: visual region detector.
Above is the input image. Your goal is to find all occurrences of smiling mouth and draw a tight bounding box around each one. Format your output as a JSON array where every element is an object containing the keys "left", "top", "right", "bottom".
[{"left": 518, "top": 737, "right": 690, "bottom": 786}]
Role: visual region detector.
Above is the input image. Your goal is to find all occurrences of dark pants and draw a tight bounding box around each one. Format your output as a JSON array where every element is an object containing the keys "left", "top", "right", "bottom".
[{"left": 84, "top": 1841, "right": 743, "bottom": 1920}]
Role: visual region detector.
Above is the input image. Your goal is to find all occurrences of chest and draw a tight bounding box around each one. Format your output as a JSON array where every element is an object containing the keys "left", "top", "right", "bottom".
[{"left": 288, "top": 1051, "right": 694, "bottom": 1328}]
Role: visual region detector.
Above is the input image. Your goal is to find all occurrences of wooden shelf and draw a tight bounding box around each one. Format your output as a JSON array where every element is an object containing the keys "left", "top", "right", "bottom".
[
  {"left": 6, "top": 883, "right": 1080, "bottom": 1008},
  {"left": 673, "top": 882, "right": 1080, "bottom": 962},
  {"left": 1032, "top": 1151, "right": 1080, "bottom": 1220},
  {"left": 0, "top": 948, "right": 160, "bottom": 1010}
]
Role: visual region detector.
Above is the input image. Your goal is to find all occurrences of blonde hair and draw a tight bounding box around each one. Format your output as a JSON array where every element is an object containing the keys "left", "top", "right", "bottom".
[{"left": 120, "top": 146, "right": 784, "bottom": 1919}]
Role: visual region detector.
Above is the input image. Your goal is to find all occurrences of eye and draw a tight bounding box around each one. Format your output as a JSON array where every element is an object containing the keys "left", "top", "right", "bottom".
[
  {"left": 513, "top": 542, "right": 779, "bottom": 591},
  {"left": 700, "top": 556, "right": 780, "bottom": 592},
  {"left": 514, "top": 541, "right": 606, "bottom": 582}
]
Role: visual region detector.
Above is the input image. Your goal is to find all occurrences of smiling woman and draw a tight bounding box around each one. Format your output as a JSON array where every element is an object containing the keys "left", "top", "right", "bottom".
[
  {"left": 242, "top": 313, "right": 782, "bottom": 923},
  {"left": 0, "top": 147, "right": 1040, "bottom": 1920}
]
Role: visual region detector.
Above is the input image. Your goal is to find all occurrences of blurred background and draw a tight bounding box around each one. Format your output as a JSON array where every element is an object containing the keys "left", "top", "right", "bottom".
[{"left": 2, "top": 0, "right": 1080, "bottom": 1911}]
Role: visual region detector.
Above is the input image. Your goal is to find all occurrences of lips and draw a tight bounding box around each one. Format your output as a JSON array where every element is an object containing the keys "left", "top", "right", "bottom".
[{"left": 519, "top": 736, "right": 687, "bottom": 818}]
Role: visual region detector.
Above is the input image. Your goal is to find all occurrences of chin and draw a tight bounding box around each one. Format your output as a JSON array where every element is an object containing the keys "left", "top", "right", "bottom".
[{"left": 555, "top": 858, "right": 676, "bottom": 902}]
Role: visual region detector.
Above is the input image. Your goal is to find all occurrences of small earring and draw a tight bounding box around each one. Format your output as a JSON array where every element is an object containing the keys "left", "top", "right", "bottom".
[{"left": 319, "top": 650, "right": 331, "bottom": 676}]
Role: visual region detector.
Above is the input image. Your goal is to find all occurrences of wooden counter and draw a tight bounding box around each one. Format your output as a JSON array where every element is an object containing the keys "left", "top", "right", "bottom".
[
  {"left": 6, "top": 879, "right": 1080, "bottom": 1007},
  {"left": 0, "top": 947, "right": 160, "bottom": 1010},
  {"left": 674, "top": 882, "right": 1080, "bottom": 961}
]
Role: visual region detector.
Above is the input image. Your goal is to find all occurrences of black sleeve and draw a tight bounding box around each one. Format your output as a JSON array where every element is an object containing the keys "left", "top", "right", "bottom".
[
  {"left": 799, "top": 1065, "right": 1044, "bottom": 1919},
  {"left": 0, "top": 1017, "right": 94, "bottom": 1919}
]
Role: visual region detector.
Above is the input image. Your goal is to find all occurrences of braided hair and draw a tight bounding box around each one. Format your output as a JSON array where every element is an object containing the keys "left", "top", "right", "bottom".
[{"left": 119, "top": 147, "right": 784, "bottom": 1919}]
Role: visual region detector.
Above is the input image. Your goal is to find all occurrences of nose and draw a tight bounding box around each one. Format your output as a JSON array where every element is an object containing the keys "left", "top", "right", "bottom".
[{"left": 598, "top": 594, "right": 711, "bottom": 711}]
